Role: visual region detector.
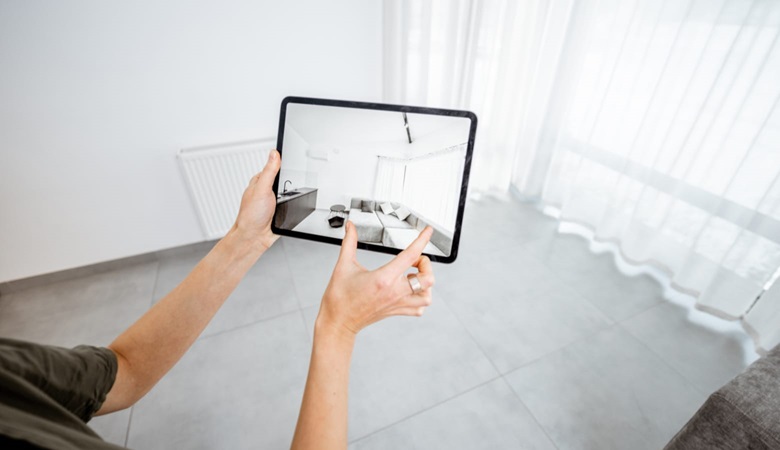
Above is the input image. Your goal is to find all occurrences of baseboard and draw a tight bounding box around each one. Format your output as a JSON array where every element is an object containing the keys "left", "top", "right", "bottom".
[{"left": 0, "top": 240, "right": 219, "bottom": 297}]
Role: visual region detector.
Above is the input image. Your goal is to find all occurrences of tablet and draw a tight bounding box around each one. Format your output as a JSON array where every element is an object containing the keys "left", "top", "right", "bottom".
[{"left": 271, "top": 97, "right": 477, "bottom": 263}]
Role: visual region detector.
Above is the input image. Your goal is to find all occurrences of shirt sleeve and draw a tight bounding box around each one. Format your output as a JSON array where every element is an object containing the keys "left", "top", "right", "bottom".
[{"left": 0, "top": 338, "right": 118, "bottom": 422}]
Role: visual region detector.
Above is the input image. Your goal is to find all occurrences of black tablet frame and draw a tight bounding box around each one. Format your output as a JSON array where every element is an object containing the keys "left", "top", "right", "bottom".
[{"left": 271, "top": 96, "right": 477, "bottom": 264}]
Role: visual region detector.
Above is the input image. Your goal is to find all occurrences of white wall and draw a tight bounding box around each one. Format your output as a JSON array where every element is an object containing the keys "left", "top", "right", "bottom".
[
  {"left": 0, "top": 0, "right": 382, "bottom": 282},
  {"left": 309, "top": 143, "right": 381, "bottom": 210}
]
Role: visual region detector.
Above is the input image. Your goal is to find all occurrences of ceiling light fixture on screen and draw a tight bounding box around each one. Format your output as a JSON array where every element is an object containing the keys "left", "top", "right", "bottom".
[{"left": 402, "top": 112, "right": 413, "bottom": 144}]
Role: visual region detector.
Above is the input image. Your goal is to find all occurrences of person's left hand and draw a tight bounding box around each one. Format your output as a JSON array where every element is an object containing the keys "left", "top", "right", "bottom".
[
  {"left": 232, "top": 149, "right": 281, "bottom": 250},
  {"left": 316, "top": 221, "right": 435, "bottom": 337}
]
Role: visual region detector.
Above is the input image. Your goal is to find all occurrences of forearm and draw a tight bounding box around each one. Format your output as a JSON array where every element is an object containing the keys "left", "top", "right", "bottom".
[
  {"left": 99, "top": 228, "right": 266, "bottom": 412},
  {"left": 291, "top": 321, "right": 355, "bottom": 450}
]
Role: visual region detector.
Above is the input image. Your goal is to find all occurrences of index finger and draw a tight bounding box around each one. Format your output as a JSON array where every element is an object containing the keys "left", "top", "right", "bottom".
[
  {"left": 379, "top": 226, "right": 433, "bottom": 276},
  {"left": 412, "top": 254, "right": 433, "bottom": 276}
]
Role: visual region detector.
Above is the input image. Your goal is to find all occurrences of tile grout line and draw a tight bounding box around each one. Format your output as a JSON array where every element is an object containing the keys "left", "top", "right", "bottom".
[
  {"left": 123, "top": 405, "right": 134, "bottom": 448},
  {"left": 615, "top": 320, "right": 714, "bottom": 398},
  {"left": 498, "top": 375, "right": 562, "bottom": 450},
  {"left": 615, "top": 298, "right": 666, "bottom": 324},
  {"left": 439, "top": 281, "right": 614, "bottom": 379},
  {"left": 436, "top": 294, "right": 503, "bottom": 376},
  {"left": 347, "top": 375, "right": 503, "bottom": 446},
  {"left": 277, "top": 238, "right": 315, "bottom": 339},
  {"left": 499, "top": 323, "right": 620, "bottom": 378},
  {"left": 298, "top": 308, "right": 313, "bottom": 341},
  {"left": 526, "top": 233, "right": 673, "bottom": 328},
  {"left": 279, "top": 239, "right": 306, "bottom": 313},
  {"left": 529, "top": 256, "right": 621, "bottom": 325},
  {"left": 196, "top": 308, "right": 303, "bottom": 342},
  {"left": 148, "top": 259, "right": 162, "bottom": 308}
]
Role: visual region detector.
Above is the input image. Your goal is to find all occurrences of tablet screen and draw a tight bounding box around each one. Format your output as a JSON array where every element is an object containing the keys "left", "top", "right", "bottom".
[{"left": 273, "top": 97, "right": 476, "bottom": 263}]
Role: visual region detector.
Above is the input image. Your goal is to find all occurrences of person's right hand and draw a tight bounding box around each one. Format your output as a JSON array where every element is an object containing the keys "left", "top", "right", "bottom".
[{"left": 316, "top": 221, "right": 435, "bottom": 337}]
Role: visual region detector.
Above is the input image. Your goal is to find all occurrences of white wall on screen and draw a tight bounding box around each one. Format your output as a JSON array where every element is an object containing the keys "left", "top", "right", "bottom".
[
  {"left": 279, "top": 124, "right": 311, "bottom": 192},
  {"left": 302, "top": 142, "right": 382, "bottom": 210}
]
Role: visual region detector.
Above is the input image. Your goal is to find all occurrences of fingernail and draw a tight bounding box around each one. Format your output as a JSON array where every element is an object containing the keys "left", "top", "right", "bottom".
[{"left": 269, "top": 150, "right": 277, "bottom": 160}]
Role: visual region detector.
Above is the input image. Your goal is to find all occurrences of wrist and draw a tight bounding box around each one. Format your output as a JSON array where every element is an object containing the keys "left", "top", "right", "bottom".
[
  {"left": 221, "top": 227, "right": 269, "bottom": 261},
  {"left": 313, "top": 315, "right": 357, "bottom": 349},
  {"left": 227, "top": 224, "right": 276, "bottom": 253}
]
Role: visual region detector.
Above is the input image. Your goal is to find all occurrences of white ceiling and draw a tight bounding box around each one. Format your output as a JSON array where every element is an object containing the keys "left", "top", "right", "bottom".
[{"left": 286, "top": 102, "right": 468, "bottom": 147}]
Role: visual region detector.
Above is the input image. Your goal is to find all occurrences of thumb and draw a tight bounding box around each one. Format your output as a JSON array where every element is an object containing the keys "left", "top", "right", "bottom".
[
  {"left": 257, "top": 149, "right": 281, "bottom": 189},
  {"left": 338, "top": 220, "right": 358, "bottom": 264}
]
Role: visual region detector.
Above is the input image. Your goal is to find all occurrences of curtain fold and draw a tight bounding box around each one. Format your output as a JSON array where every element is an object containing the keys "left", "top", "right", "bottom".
[
  {"left": 402, "top": 144, "right": 466, "bottom": 233},
  {"left": 374, "top": 156, "right": 406, "bottom": 202},
  {"left": 384, "top": 0, "right": 780, "bottom": 352},
  {"left": 375, "top": 144, "right": 467, "bottom": 233}
]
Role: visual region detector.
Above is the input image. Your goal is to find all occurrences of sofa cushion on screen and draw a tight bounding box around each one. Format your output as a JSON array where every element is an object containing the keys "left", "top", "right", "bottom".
[
  {"left": 361, "top": 200, "right": 376, "bottom": 213},
  {"left": 376, "top": 212, "right": 413, "bottom": 229},
  {"left": 380, "top": 202, "right": 395, "bottom": 215},
  {"left": 350, "top": 199, "right": 362, "bottom": 209},
  {"left": 395, "top": 206, "right": 411, "bottom": 221}
]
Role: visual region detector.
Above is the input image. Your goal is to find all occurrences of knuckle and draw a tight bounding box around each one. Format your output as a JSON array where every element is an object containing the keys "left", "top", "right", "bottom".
[{"left": 373, "top": 276, "right": 388, "bottom": 290}]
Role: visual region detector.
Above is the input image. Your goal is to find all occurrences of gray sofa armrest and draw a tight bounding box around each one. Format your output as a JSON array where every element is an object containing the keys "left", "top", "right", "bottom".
[{"left": 664, "top": 345, "right": 780, "bottom": 450}]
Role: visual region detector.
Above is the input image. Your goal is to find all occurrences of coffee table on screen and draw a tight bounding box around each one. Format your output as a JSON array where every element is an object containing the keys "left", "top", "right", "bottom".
[{"left": 328, "top": 204, "right": 346, "bottom": 228}]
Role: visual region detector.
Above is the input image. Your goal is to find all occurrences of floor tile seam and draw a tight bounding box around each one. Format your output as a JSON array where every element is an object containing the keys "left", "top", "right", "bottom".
[
  {"left": 517, "top": 280, "right": 578, "bottom": 307},
  {"left": 347, "top": 374, "right": 503, "bottom": 446},
  {"left": 123, "top": 406, "right": 134, "bottom": 447},
  {"left": 279, "top": 241, "right": 306, "bottom": 312},
  {"left": 467, "top": 240, "right": 538, "bottom": 263},
  {"left": 196, "top": 308, "right": 303, "bottom": 342},
  {"left": 496, "top": 322, "right": 620, "bottom": 377},
  {"left": 518, "top": 234, "right": 615, "bottom": 280},
  {"left": 436, "top": 272, "right": 561, "bottom": 309},
  {"left": 497, "top": 375, "right": 562, "bottom": 450},
  {"left": 441, "top": 285, "right": 616, "bottom": 377},
  {"left": 0, "top": 261, "right": 163, "bottom": 327},
  {"left": 0, "top": 259, "right": 159, "bottom": 299},
  {"left": 553, "top": 271, "right": 651, "bottom": 325},
  {"left": 437, "top": 296, "right": 503, "bottom": 376},
  {"left": 615, "top": 321, "right": 715, "bottom": 398},
  {"left": 613, "top": 298, "right": 667, "bottom": 324},
  {"left": 553, "top": 281, "right": 620, "bottom": 326},
  {"left": 148, "top": 259, "right": 162, "bottom": 308},
  {"left": 500, "top": 320, "right": 717, "bottom": 401},
  {"left": 521, "top": 253, "right": 602, "bottom": 298},
  {"left": 299, "top": 308, "right": 313, "bottom": 341}
]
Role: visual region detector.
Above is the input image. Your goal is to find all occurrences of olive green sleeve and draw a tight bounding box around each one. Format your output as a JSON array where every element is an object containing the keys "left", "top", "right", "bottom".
[{"left": 0, "top": 338, "right": 118, "bottom": 422}]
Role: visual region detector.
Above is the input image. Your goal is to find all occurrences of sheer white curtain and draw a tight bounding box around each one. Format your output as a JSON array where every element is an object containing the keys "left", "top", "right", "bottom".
[
  {"left": 375, "top": 144, "right": 467, "bottom": 233},
  {"left": 374, "top": 156, "right": 406, "bottom": 202},
  {"left": 384, "top": 0, "right": 780, "bottom": 352},
  {"left": 402, "top": 144, "right": 466, "bottom": 233}
]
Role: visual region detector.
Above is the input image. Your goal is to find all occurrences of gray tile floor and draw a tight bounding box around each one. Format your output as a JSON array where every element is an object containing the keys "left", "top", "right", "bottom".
[{"left": 0, "top": 197, "right": 760, "bottom": 449}]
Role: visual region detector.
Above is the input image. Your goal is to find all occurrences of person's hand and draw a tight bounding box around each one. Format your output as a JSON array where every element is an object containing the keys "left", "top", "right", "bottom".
[
  {"left": 316, "top": 221, "right": 436, "bottom": 338},
  {"left": 232, "top": 149, "right": 281, "bottom": 250}
]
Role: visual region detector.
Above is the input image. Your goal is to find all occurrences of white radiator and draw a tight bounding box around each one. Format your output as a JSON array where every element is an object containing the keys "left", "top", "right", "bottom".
[{"left": 178, "top": 138, "right": 275, "bottom": 240}]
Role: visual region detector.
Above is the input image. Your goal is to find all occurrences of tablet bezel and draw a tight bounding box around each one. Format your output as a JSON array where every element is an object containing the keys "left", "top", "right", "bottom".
[{"left": 271, "top": 96, "right": 477, "bottom": 264}]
